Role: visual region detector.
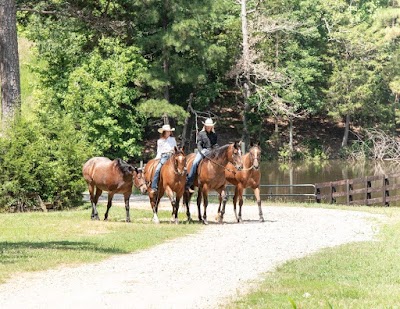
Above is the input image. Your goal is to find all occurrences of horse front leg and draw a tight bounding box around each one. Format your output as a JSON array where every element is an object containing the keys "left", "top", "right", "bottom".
[
  {"left": 123, "top": 192, "right": 131, "bottom": 222},
  {"left": 254, "top": 187, "right": 264, "bottom": 222},
  {"left": 197, "top": 186, "right": 203, "bottom": 223},
  {"left": 233, "top": 187, "right": 240, "bottom": 223},
  {"left": 165, "top": 187, "right": 178, "bottom": 224},
  {"left": 202, "top": 189, "right": 209, "bottom": 225},
  {"left": 237, "top": 187, "right": 244, "bottom": 223},
  {"left": 104, "top": 192, "right": 114, "bottom": 221}
]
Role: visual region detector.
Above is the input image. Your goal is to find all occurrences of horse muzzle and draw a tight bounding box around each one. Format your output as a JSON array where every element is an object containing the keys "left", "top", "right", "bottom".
[{"left": 139, "top": 184, "right": 148, "bottom": 194}]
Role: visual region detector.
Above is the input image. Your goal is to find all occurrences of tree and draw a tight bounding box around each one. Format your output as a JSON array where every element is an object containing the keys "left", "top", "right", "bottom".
[{"left": 0, "top": 0, "right": 21, "bottom": 130}]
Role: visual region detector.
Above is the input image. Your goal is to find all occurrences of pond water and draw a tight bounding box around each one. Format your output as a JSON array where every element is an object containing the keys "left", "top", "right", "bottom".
[{"left": 243, "top": 159, "right": 400, "bottom": 205}]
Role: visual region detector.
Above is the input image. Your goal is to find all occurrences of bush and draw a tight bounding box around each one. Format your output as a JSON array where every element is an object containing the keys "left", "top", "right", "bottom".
[{"left": 0, "top": 112, "right": 94, "bottom": 211}]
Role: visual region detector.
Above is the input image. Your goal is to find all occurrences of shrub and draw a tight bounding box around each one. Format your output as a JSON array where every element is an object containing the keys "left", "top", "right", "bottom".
[{"left": 0, "top": 112, "right": 94, "bottom": 211}]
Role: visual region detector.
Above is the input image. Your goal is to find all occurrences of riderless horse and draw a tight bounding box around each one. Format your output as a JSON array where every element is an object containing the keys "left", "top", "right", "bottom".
[
  {"left": 82, "top": 157, "right": 147, "bottom": 222},
  {"left": 224, "top": 143, "right": 264, "bottom": 222}
]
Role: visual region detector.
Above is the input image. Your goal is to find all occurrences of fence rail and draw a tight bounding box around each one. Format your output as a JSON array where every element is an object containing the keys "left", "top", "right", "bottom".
[
  {"left": 221, "top": 184, "right": 316, "bottom": 199},
  {"left": 315, "top": 173, "right": 400, "bottom": 206}
]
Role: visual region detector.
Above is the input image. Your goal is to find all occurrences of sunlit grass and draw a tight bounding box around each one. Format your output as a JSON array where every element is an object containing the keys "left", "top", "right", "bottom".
[
  {"left": 0, "top": 204, "right": 201, "bottom": 284},
  {"left": 229, "top": 204, "right": 400, "bottom": 308}
]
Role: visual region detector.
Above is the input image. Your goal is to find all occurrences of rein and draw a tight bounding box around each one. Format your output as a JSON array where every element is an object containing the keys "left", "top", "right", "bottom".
[{"left": 202, "top": 154, "right": 239, "bottom": 174}]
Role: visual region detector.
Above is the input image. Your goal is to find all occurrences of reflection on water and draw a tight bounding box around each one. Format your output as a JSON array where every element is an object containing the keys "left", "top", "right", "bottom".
[{"left": 250, "top": 160, "right": 400, "bottom": 205}]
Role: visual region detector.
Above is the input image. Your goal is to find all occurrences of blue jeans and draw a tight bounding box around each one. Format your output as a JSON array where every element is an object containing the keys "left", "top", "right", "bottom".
[
  {"left": 151, "top": 154, "right": 171, "bottom": 190},
  {"left": 186, "top": 150, "right": 209, "bottom": 188}
]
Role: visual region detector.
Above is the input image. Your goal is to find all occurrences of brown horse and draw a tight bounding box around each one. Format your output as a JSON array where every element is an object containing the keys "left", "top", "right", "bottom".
[
  {"left": 183, "top": 142, "right": 243, "bottom": 224},
  {"left": 144, "top": 146, "right": 186, "bottom": 224},
  {"left": 82, "top": 157, "right": 147, "bottom": 222},
  {"left": 225, "top": 143, "right": 264, "bottom": 222}
]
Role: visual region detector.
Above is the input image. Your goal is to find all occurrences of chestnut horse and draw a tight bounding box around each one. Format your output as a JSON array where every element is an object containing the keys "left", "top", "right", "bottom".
[
  {"left": 144, "top": 146, "right": 186, "bottom": 224},
  {"left": 224, "top": 143, "right": 264, "bottom": 222},
  {"left": 183, "top": 142, "right": 243, "bottom": 224},
  {"left": 82, "top": 157, "right": 147, "bottom": 222}
]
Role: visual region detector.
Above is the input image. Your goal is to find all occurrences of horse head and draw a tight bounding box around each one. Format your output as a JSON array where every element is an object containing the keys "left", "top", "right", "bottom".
[
  {"left": 249, "top": 142, "right": 261, "bottom": 170},
  {"left": 172, "top": 146, "right": 186, "bottom": 176},
  {"left": 229, "top": 141, "right": 243, "bottom": 171},
  {"left": 133, "top": 167, "right": 148, "bottom": 194}
]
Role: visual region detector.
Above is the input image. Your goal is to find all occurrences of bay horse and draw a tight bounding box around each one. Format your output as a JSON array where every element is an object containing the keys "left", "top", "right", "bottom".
[
  {"left": 183, "top": 142, "right": 243, "bottom": 224},
  {"left": 224, "top": 143, "right": 264, "bottom": 222},
  {"left": 82, "top": 157, "right": 147, "bottom": 222},
  {"left": 143, "top": 146, "right": 186, "bottom": 224}
]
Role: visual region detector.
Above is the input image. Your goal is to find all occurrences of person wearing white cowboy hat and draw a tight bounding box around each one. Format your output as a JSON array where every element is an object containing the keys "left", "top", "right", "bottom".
[
  {"left": 150, "top": 124, "right": 177, "bottom": 194},
  {"left": 186, "top": 117, "right": 219, "bottom": 193}
]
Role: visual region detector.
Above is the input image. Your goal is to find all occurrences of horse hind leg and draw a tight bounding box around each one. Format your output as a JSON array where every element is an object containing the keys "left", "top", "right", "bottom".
[
  {"left": 218, "top": 188, "right": 228, "bottom": 224},
  {"left": 90, "top": 185, "right": 101, "bottom": 220},
  {"left": 165, "top": 187, "right": 178, "bottom": 224},
  {"left": 233, "top": 188, "right": 240, "bottom": 223}
]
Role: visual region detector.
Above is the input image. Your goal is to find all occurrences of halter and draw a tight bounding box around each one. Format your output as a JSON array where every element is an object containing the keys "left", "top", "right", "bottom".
[
  {"left": 240, "top": 147, "right": 261, "bottom": 171},
  {"left": 133, "top": 170, "right": 147, "bottom": 191}
]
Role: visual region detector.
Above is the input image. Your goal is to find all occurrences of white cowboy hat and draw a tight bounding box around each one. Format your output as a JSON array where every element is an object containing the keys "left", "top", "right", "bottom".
[
  {"left": 158, "top": 124, "right": 175, "bottom": 133},
  {"left": 202, "top": 118, "right": 216, "bottom": 126}
]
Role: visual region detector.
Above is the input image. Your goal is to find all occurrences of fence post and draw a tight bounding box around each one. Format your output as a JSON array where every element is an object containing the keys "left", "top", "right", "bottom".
[
  {"left": 346, "top": 179, "right": 353, "bottom": 205},
  {"left": 330, "top": 182, "right": 336, "bottom": 204},
  {"left": 383, "top": 176, "right": 390, "bottom": 206},
  {"left": 315, "top": 185, "right": 321, "bottom": 203},
  {"left": 365, "top": 179, "right": 371, "bottom": 205}
]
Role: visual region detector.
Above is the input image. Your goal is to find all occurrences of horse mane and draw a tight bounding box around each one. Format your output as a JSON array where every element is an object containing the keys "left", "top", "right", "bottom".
[
  {"left": 206, "top": 144, "right": 230, "bottom": 160},
  {"left": 115, "top": 158, "right": 134, "bottom": 175}
]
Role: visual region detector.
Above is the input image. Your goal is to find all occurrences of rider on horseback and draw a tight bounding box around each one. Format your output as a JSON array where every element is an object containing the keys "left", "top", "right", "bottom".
[
  {"left": 185, "top": 118, "right": 218, "bottom": 193},
  {"left": 149, "top": 124, "right": 177, "bottom": 194}
]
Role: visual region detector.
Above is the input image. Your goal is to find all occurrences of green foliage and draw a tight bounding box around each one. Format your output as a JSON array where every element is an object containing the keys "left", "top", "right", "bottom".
[
  {"left": 62, "top": 37, "right": 146, "bottom": 159},
  {"left": 137, "top": 99, "right": 189, "bottom": 125},
  {"left": 0, "top": 113, "right": 93, "bottom": 211}
]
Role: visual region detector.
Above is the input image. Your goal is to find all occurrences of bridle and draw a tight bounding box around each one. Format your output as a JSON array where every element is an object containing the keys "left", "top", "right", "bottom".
[
  {"left": 172, "top": 152, "right": 187, "bottom": 176},
  {"left": 203, "top": 146, "right": 242, "bottom": 174}
]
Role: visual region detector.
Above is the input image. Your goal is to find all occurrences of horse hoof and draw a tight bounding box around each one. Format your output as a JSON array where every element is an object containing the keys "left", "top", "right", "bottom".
[
  {"left": 152, "top": 218, "right": 160, "bottom": 224},
  {"left": 126, "top": 219, "right": 131, "bottom": 223},
  {"left": 203, "top": 220, "right": 209, "bottom": 225},
  {"left": 238, "top": 218, "right": 243, "bottom": 223},
  {"left": 104, "top": 218, "right": 108, "bottom": 221},
  {"left": 259, "top": 217, "right": 265, "bottom": 223}
]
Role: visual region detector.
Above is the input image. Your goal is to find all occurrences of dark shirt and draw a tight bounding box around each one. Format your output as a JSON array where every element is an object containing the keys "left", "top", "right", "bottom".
[{"left": 197, "top": 130, "right": 218, "bottom": 151}]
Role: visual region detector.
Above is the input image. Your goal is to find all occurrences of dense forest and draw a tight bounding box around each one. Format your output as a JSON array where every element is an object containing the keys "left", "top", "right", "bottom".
[{"left": 0, "top": 0, "right": 399, "bottom": 209}]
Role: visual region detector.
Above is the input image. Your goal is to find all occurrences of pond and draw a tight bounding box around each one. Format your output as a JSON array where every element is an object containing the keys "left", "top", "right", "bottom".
[{"left": 241, "top": 159, "right": 400, "bottom": 205}]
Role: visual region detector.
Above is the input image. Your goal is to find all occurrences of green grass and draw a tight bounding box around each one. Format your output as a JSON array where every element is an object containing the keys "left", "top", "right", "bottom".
[
  {"left": 0, "top": 204, "right": 201, "bottom": 284},
  {"left": 229, "top": 204, "right": 400, "bottom": 309}
]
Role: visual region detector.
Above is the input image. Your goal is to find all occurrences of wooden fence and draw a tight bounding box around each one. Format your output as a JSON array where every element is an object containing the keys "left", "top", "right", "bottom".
[{"left": 315, "top": 173, "right": 400, "bottom": 206}]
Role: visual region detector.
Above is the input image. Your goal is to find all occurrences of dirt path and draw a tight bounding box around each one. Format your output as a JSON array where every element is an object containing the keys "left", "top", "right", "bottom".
[{"left": 0, "top": 204, "right": 381, "bottom": 309}]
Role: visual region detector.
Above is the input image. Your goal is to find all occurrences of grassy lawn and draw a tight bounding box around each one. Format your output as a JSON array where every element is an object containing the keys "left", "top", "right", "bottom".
[
  {"left": 229, "top": 204, "right": 400, "bottom": 309},
  {"left": 0, "top": 204, "right": 201, "bottom": 284}
]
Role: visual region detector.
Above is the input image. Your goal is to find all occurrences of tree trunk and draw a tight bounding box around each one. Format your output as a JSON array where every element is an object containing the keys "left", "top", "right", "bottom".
[
  {"left": 162, "top": 0, "right": 170, "bottom": 102},
  {"left": 0, "top": 0, "right": 21, "bottom": 130},
  {"left": 341, "top": 114, "right": 350, "bottom": 147},
  {"left": 241, "top": 0, "right": 250, "bottom": 149},
  {"left": 289, "top": 116, "right": 294, "bottom": 152},
  {"left": 181, "top": 93, "right": 193, "bottom": 148}
]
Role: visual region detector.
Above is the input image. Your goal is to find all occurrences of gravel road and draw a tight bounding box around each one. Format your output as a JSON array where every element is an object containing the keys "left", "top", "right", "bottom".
[{"left": 0, "top": 204, "right": 381, "bottom": 309}]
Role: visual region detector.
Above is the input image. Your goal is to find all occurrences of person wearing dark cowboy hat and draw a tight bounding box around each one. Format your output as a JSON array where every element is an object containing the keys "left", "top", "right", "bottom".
[
  {"left": 185, "top": 118, "right": 218, "bottom": 193},
  {"left": 149, "top": 124, "right": 177, "bottom": 194}
]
